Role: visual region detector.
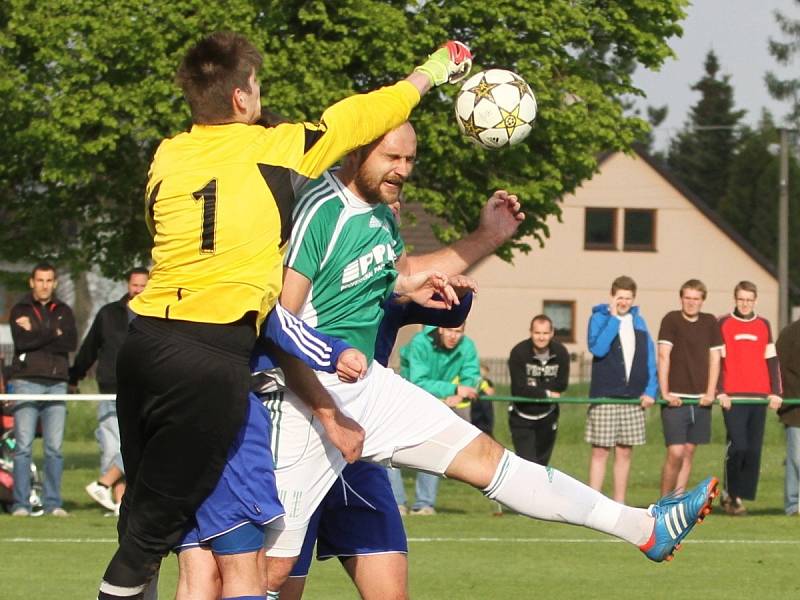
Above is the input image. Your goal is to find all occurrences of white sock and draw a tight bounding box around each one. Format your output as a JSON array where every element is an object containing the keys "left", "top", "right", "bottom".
[{"left": 483, "top": 450, "right": 654, "bottom": 546}]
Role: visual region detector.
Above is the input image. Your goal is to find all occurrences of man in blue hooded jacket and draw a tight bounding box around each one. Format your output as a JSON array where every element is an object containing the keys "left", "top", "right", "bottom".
[{"left": 586, "top": 276, "right": 657, "bottom": 503}]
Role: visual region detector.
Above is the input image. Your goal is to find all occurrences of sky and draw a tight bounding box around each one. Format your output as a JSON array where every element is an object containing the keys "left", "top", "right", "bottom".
[{"left": 632, "top": 0, "right": 800, "bottom": 151}]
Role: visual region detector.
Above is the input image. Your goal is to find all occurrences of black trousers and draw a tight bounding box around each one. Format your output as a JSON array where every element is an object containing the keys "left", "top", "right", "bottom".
[
  {"left": 508, "top": 406, "right": 560, "bottom": 466},
  {"left": 101, "top": 316, "right": 254, "bottom": 592},
  {"left": 723, "top": 404, "right": 767, "bottom": 500},
  {"left": 470, "top": 398, "right": 495, "bottom": 436}
]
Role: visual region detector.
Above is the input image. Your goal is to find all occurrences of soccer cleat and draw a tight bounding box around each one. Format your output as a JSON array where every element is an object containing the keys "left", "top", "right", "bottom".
[
  {"left": 86, "top": 481, "right": 116, "bottom": 511},
  {"left": 639, "top": 476, "right": 718, "bottom": 562}
]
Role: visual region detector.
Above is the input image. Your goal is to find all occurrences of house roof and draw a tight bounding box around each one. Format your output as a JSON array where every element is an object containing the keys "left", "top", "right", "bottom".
[
  {"left": 398, "top": 201, "right": 446, "bottom": 255},
  {"left": 399, "top": 146, "right": 782, "bottom": 285},
  {"left": 606, "top": 146, "right": 779, "bottom": 282}
]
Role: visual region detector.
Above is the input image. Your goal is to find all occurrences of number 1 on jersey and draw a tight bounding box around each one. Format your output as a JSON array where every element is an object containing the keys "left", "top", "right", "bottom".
[{"left": 192, "top": 179, "right": 218, "bottom": 253}]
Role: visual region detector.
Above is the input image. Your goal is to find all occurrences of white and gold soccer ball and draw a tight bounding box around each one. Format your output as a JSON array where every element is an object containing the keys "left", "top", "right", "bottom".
[{"left": 455, "top": 68, "right": 537, "bottom": 149}]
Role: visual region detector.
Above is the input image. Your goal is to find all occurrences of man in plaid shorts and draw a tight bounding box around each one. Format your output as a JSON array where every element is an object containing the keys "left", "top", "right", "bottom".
[{"left": 586, "top": 276, "right": 657, "bottom": 503}]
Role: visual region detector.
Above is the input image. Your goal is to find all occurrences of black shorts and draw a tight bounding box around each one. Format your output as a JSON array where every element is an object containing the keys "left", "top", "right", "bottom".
[
  {"left": 108, "top": 314, "right": 256, "bottom": 587},
  {"left": 661, "top": 405, "right": 712, "bottom": 446}
]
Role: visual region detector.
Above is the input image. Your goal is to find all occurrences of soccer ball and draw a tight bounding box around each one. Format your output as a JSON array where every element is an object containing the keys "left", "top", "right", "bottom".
[{"left": 454, "top": 69, "right": 537, "bottom": 149}]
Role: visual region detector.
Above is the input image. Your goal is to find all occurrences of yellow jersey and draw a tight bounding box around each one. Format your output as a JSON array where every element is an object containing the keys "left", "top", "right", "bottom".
[{"left": 131, "top": 81, "right": 420, "bottom": 328}]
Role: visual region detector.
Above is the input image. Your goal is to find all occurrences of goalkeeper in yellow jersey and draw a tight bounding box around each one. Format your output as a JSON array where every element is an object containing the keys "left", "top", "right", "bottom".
[{"left": 97, "top": 31, "right": 473, "bottom": 600}]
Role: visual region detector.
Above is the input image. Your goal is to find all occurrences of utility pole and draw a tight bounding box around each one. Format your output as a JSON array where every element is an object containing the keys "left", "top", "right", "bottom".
[{"left": 779, "top": 128, "right": 790, "bottom": 330}]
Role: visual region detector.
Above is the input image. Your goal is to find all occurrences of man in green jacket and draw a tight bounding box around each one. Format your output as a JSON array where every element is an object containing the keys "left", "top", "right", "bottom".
[{"left": 399, "top": 324, "right": 481, "bottom": 514}]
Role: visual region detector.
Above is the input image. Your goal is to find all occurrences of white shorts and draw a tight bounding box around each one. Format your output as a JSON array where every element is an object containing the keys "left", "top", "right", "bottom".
[{"left": 263, "top": 361, "right": 480, "bottom": 556}]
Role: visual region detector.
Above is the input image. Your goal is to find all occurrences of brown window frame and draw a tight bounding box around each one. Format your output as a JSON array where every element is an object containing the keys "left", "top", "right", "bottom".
[
  {"left": 543, "top": 299, "right": 576, "bottom": 344},
  {"left": 623, "top": 208, "right": 657, "bottom": 252},
  {"left": 584, "top": 207, "right": 618, "bottom": 251}
]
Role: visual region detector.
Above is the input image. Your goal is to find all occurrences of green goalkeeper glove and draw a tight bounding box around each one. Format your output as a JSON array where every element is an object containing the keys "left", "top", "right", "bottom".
[{"left": 414, "top": 40, "right": 473, "bottom": 87}]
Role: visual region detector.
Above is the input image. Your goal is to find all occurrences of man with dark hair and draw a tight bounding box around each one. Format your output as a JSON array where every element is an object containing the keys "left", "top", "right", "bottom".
[
  {"left": 69, "top": 268, "right": 149, "bottom": 515},
  {"left": 9, "top": 262, "right": 77, "bottom": 517},
  {"left": 99, "top": 30, "right": 474, "bottom": 600},
  {"left": 717, "top": 281, "right": 782, "bottom": 515},
  {"left": 658, "top": 279, "right": 723, "bottom": 495},
  {"left": 587, "top": 276, "right": 656, "bottom": 503},
  {"left": 507, "top": 314, "right": 570, "bottom": 465}
]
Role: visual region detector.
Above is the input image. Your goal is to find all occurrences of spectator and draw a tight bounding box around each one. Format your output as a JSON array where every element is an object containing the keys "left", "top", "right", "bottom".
[
  {"left": 657, "top": 279, "right": 723, "bottom": 495},
  {"left": 471, "top": 362, "right": 496, "bottom": 436},
  {"left": 399, "top": 324, "right": 480, "bottom": 514},
  {"left": 586, "top": 276, "right": 657, "bottom": 503},
  {"left": 9, "top": 262, "right": 77, "bottom": 517},
  {"left": 716, "top": 281, "right": 782, "bottom": 515},
  {"left": 776, "top": 318, "right": 800, "bottom": 515},
  {"left": 507, "top": 314, "right": 569, "bottom": 465},
  {"left": 69, "top": 267, "right": 149, "bottom": 515}
]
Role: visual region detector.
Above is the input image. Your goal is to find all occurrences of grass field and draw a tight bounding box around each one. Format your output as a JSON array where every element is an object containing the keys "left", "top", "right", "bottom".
[{"left": 3, "top": 392, "right": 800, "bottom": 599}]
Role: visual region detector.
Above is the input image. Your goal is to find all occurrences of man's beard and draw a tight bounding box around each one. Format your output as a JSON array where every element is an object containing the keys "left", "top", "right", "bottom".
[{"left": 354, "top": 166, "right": 402, "bottom": 205}]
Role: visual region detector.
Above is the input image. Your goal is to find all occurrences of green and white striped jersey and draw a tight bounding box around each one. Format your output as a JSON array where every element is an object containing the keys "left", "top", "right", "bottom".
[{"left": 286, "top": 170, "right": 405, "bottom": 361}]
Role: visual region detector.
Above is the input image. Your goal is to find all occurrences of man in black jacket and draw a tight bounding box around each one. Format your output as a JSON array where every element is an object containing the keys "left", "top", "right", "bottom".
[
  {"left": 70, "top": 268, "right": 149, "bottom": 514},
  {"left": 9, "top": 262, "right": 77, "bottom": 517},
  {"left": 507, "top": 314, "right": 570, "bottom": 465}
]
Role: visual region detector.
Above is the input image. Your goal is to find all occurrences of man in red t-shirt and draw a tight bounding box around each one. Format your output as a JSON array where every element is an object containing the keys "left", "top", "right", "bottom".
[{"left": 717, "top": 281, "right": 782, "bottom": 515}]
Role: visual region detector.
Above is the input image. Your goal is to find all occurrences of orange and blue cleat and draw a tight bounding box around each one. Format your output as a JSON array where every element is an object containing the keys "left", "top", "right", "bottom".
[{"left": 640, "top": 476, "right": 718, "bottom": 562}]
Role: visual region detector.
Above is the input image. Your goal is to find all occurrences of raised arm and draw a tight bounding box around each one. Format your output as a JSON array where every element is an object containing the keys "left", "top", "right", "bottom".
[{"left": 401, "top": 191, "right": 524, "bottom": 276}]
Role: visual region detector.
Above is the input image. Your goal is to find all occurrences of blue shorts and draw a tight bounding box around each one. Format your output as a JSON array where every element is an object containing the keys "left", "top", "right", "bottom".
[
  {"left": 176, "top": 393, "right": 284, "bottom": 554},
  {"left": 291, "top": 461, "right": 407, "bottom": 577}
]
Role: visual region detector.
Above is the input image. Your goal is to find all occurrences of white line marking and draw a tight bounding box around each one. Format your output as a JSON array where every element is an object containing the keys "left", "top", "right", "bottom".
[{"left": 2, "top": 537, "right": 800, "bottom": 545}]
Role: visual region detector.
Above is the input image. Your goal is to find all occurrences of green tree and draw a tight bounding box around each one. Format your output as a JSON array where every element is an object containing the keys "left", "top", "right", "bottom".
[
  {"left": 766, "top": 1, "right": 800, "bottom": 127},
  {"left": 635, "top": 104, "right": 669, "bottom": 159},
  {"left": 667, "top": 50, "right": 745, "bottom": 209},
  {"left": 0, "top": 0, "right": 687, "bottom": 275},
  {"left": 718, "top": 114, "right": 800, "bottom": 295}
]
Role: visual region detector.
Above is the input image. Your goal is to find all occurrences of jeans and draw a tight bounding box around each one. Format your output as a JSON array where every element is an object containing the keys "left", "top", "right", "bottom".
[
  {"left": 387, "top": 466, "right": 407, "bottom": 506},
  {"left": 12, "top": 380, "right": 68, "bottom": 513},
  {"left": 785, "top": 426, "right": 800, "bottom": 514},
  {"left": 413, "top": 472, "right": 441, "bottom": 510},
  {"left": 96, "top": 399, "right": 124, "bottom": 474}
]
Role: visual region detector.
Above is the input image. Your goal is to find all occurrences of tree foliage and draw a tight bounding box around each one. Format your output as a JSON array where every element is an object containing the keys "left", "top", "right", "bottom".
[
  {"left": 766, "top": 1, "right": 800, "bottom": 127},
  {"left": 0, "top": 0, "right": 686, "bottom": 275},
  {"left": 667, "top": 51, "right": 745, "bottom": 209},
  {"left": 717, "top": 114, "right": 800, "bottom": 295}
]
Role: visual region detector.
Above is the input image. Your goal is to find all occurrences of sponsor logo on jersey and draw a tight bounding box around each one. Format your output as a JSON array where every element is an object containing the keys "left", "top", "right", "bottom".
[
  {"left": 341, "top": 243, "right": 397, "bottom": 289},
  {"left": 369, "top": 214, "right": 393, "bottom": 235},
  {"left": 733, "top": 333, "right": 758, "bottom": 342}
]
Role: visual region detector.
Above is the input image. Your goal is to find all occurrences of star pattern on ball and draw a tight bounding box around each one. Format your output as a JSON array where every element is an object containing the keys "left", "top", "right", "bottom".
[
  {"left": 494, "top": 104, "right": 524, "bottom": 137},
  {"left": 465, "top": 77, "right": 500, "bottom": 106},
  {"left": 461, "top": 111, "right": 487, "bottom": 141},
  {"left": 507, "top": 78, "right": 531, "bottom": 101}
]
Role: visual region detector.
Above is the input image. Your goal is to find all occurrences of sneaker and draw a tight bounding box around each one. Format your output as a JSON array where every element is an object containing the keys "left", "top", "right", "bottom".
[
  {"left": 86, "top": 481, "right": 116, "bottom": 511},
  {"left": 104, "top": 503, "right": 121, "bottom": 518},
  {"left": 397, "top": 505, "right": 408, "bottom": 516},
  {"left": 48, "top": 507, "right": 69, "bottom": 517},
  {"left": 11, "top": 507, "right": 29, "bottom": 517},
  {"left": 729, "top": 498, "right": 747, "bottom": 516},
  {"left": 640, "top": 476, "right": 718, "bottom": 562},
  {"left": 410, "top": 506, "right": 436, "bottom": 516}
]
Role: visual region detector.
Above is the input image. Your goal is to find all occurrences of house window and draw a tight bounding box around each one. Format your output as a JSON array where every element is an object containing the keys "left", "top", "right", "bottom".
[
  {"left": 624, "top": 209, "right": 656, "bottom": 251},
  {"left": 543, "top": 300, "right": 575, "bottom": 343},
  {"left": 584, "top": 208, "right": 617, "bottom": 250}
]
